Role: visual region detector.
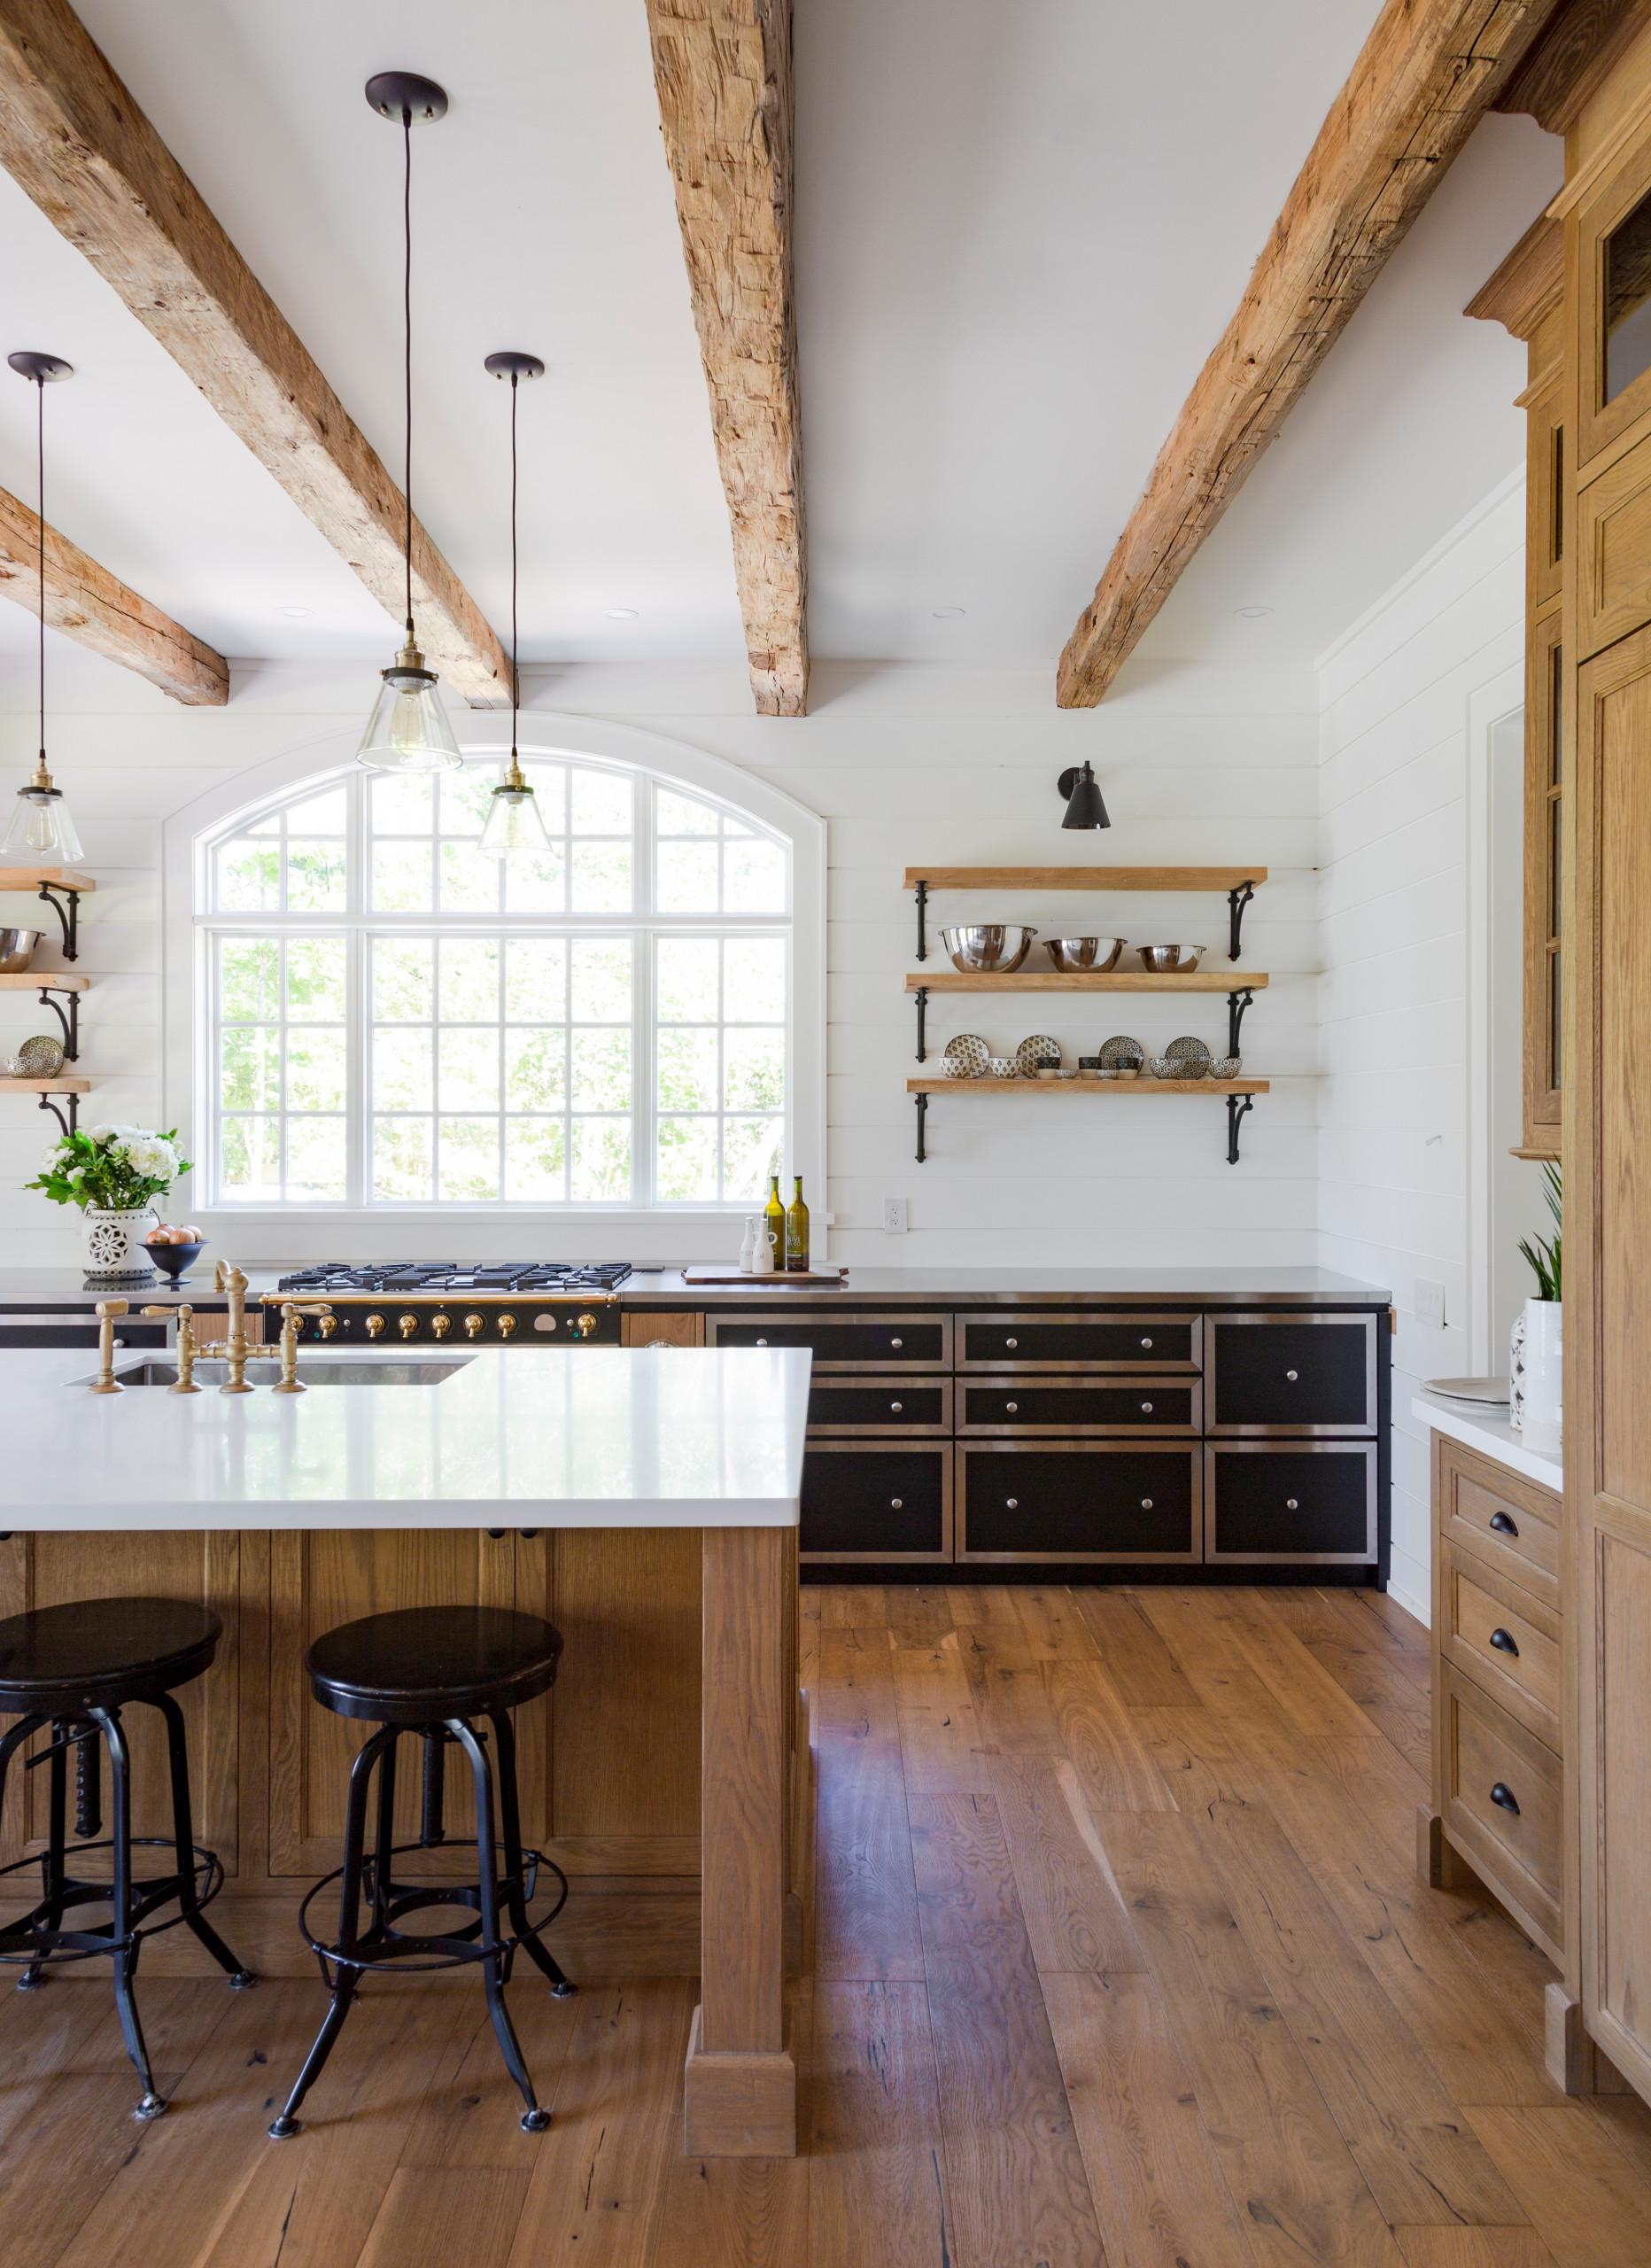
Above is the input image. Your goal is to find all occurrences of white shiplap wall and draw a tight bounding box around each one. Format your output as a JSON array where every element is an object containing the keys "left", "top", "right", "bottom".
[
  {"left": 1315, "top": 475, "right": 1525, "bottom": 1619},
  {"left": 0, "top": 656, "right": 1319, "bottom": 1271}
]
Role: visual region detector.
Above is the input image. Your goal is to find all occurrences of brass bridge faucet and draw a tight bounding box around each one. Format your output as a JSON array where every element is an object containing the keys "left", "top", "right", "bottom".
[
  {"left": 89, "top": 1300, "right": 127, "bottom": 1394},
  {"left": 142, "top": 1302, "right": 203, "bottom": 1393},
  {"left": 273, "top": 1303, "right": 335, "bottom": 1394},
  {"left": 186, "top": 1262, "right": 255, "bottom": 1393}
]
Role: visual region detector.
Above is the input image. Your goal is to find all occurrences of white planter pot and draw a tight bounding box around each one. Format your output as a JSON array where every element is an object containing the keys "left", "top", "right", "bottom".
[
  {"left": 80, "top": 1206, "right": 156, "bottom": 1285},
  {"left": 1518, "top": 1296, "right": 1562, "bottom": 1454}
]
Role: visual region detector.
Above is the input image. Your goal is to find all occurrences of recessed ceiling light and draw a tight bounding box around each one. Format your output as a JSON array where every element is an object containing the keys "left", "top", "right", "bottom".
[
  {"left": 276, "top": 604, "right": 311, "bottom": 618},
  {"left": 604, "top": 607, "right": 639, "bottom": 621},
  {"left": 931, "top": 605, "right": 965, "bottom": 619},
  {"left": 1234, "top": 604, "right": 1273, "bottom": 619}
]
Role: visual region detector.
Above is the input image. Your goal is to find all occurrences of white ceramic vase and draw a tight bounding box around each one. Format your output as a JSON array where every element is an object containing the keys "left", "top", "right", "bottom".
[
  {"left": 1517, "top": 1296, "right": 1562, "bottom": 1454},
  {"left": 80, "top": 1205, "right": 156, "bottom": 1285}
]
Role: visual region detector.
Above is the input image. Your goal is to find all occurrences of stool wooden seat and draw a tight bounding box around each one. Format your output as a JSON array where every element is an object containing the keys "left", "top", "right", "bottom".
[
  {"left": 268, "top": 1605, "right": 574, "bottom": 2141},
  {"left": 0, "top": 1596, "right": 253, "bottom": 2122}
]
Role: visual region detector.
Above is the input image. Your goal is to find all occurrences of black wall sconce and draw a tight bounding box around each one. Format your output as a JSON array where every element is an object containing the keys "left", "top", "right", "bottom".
[{"left": 1058, "top": 762, "right": 1110, "bottom": 830}]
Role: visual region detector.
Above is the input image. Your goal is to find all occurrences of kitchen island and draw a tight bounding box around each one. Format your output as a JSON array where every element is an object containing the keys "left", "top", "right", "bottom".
[{"left": 0, "top": 1343, "right": 810, "bottom": 2156}]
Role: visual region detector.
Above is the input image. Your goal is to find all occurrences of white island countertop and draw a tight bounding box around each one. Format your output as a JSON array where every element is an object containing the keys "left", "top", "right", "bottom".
[{"left": 0, "top": 1346, "right": 810, "bottom": 1530}]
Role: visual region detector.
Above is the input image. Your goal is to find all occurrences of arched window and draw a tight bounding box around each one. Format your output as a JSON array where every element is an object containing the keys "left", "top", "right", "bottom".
[{"left": 179, "top": 734, "right": 821, "bottom": 1221}]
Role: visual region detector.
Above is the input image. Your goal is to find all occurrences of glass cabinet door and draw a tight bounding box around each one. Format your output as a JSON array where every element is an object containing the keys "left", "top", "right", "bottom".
[{"left": 1577, "top": 127, "right": 1651, "bottom": 472}]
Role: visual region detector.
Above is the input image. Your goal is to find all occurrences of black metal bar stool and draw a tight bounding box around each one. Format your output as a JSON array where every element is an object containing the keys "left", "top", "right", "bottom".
[
  {"left": 268, "top": 1605, "right": 575, "bottom": 2141},
  {"left": 0, "top": 1596, "right": 255, "bottom": 2120}
]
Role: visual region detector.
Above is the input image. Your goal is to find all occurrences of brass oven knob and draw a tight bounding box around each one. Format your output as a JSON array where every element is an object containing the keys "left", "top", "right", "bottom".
[
  {"left": 464, "top": 1312, "right": 484, "bottom": 1339},
  {"left": 574, "top": 1311, "right": 597, "bottom": 1340},
  {"left": 430, "top": 1313, "right": 452, "bottom": 1339},
  {"left": 498, "top": 1313, "right": 518, "bottom": 1339},
  {"left": 365, "top": 1313, "right": 386, "bottom": 1339},
  {"left": 398, "top": 1313, "right": 419, "bottom": 1340},
  {"left": 318, "top": 1314, "right": 338, "bottom": 1340}
]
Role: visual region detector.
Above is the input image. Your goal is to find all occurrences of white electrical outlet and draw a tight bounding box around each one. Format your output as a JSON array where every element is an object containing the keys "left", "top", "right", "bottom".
[
  {"left": 883, "top": 1196, "right": 908, "bottom": 1236},
  {"left": 1415, "top": 1278, "right": 1446, "bottom": 1329}
]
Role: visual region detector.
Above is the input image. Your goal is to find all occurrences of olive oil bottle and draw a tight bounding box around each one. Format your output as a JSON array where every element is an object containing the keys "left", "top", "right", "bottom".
[
  {"left": 785, "top": 1175, "right": 810, "bottom": 1272},
  {"left": 763, "top": 1175, "right": 786, "bottom": 1270}
]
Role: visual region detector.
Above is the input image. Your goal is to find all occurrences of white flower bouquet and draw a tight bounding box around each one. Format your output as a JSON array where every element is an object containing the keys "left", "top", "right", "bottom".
[{"left": 26, "top": 1122, "right": 191, "bottom": 1213}]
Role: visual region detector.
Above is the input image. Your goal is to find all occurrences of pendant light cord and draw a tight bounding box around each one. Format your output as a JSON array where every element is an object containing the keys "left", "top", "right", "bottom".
[
  {"left": 34, "top": 374, "right": 44, "bottom": 761},
  {"left": 401, "top": 109, "right": 415, "bottom": 641},
  {"left": 510, "top": 371, "right": 520, "bottom": 757}
]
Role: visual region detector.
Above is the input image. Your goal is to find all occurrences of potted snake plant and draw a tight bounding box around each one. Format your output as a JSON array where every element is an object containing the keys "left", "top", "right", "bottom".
[{"left": 1511, "top": 1160, "right": 1562, "bottom": 1453}]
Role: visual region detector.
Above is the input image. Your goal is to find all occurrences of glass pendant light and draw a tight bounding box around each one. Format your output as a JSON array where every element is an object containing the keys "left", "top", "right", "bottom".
[
  {"left": 4, "top": 353, "right": 83, "bottom": 863},
  {"left": 479, "top": 351, "right": 549, "bottom": 857},
  {"left": 358, "top": 73, "right": 461, "bottom": 773}
]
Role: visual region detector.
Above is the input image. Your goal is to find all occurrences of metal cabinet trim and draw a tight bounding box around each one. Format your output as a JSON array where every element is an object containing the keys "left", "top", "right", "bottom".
[
  {"left": 1203, "top": 1439, "right": 1379, "bottom": 1565},
  {"left": 799, "top": 1440, "right": 955, "bottom": 1565},
  {"left": 706, "top": 1309, "right": 952, "bottom": 1372},
  {"left": 1205, "top": 1310, "right": 1378, "bottom": 1437},
  {"left": 805, "top": 1375, "right": 953, "bottom": 1438},
  {"left": 957, "top": 1372, "right": 1201, "bottom": 1438}
]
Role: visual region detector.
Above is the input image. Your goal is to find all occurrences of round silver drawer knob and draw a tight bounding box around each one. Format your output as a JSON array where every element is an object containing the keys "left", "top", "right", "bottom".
[
  {"left": 1286, "top": 1369, "right": 1298, "bottom": 1381},
  {"left": 1005, "top": 1400, "right": 1018, "bottom": 1413},
  {"left": 1286, "top": 1495, "right": 1299, "bottom": 1511},
  {"left": 756, "top": 1337, "right": 768, "bottom": 1346},
  {"left": 1140, "top": 1497, "right": 1153, "bottom": 1511},
  {"left": 1005, "top": 1336, "right": 1019, "bottom": 1349},
  {"left": 890, "top": 1401, "right": 903, "bottom": 1413},
  {"left": 1005, "top": 1496, "right": 1019, "bottom": 1510},
  {"left": 1140, "top": 1336, "right": 1153, "bottom": 1349},
  {"left": 1141, "top": 1401, "right": 1153, "bottom": 1414},
  {"left": 890, "top": 1497, "right": 903, "bottom": 1511},
  {"left": 890, "top": 1336, "right": 903, "bottom": 1349}
]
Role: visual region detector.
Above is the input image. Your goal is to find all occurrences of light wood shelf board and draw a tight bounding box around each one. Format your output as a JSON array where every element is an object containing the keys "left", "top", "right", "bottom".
[
  {"left": 907, "top": 1076, "right": 1269, "bottom": 1096},
  {"left": 905, "top": 969, "right": 1269, "bottom": 993},
  {"left": 0, "top": 867, "right": 96, "bottom": 892},
  {"left": 0, "top": 1075, "right": 90, "bottom": 1094},
  {"left": 903, "top": 865, "right": 1267, "bottom": 890},
  {"left": 0, "top": 972, "right": 90, "bottom": 990}
]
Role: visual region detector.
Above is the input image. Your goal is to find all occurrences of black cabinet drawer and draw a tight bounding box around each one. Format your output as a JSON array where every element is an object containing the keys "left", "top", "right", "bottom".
[
  {"left": 708, "top": 1310, "right": 950, "bottom": 1371},
  {"left": 807, "top": 1376, "right": 951, "bottom": 1436},
  {"left": 800, "top": 1444, "right": 952, "bottom": 1561},
  {"left": 957, "top": 1443, "right": 1198, "bottom": 1562},
  {"left": 1207, "top": 1314, "right": 1376, "bottom": 1434},
  {"left": 958, "top": 1375, "right": 1198, "bottom": 1436},
  {"left": 957, "top": 1311, "right": 1200, "bottom": 1372},
  {"left": 1205, "top": 1442, "right": 1377, "bottom": 1562}
]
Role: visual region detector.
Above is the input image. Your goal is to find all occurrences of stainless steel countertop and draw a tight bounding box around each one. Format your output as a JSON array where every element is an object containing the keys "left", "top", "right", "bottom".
[{"left": 0, "top": 1264, "right": 1391, "bottom": 1310}]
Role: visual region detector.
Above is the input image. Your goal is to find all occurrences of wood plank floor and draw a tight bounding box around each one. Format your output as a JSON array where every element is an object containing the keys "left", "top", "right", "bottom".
[{"left": 7, "top": 1584, "right": 1651, "bottom": 2265}]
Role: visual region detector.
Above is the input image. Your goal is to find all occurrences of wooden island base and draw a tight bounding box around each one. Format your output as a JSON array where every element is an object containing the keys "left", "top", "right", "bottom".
[{"left": 0, "top": 1518, "right": 804, "bottom": 2158}]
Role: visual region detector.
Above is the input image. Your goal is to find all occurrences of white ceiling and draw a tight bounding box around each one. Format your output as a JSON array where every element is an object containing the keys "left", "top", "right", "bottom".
[{"left": 0, "top": 0, "right": 1562, "bottom": 689}]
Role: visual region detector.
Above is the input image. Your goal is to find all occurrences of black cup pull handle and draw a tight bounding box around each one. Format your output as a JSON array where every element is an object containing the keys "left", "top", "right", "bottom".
[
  {"left": 1489, "top": 1511, "right": 1518, "bottom": 1536},
  {"left": 1488, "top": 1627, "right": 1519, "bottom": 1656},
  {"left": 1489, "top": 1782, "right": 1520, "bottom": 1815}
]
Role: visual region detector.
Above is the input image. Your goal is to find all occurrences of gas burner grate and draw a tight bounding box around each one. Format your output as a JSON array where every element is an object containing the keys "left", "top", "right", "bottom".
[{"left": 276, "top": 1261, "right": 634, "bottom": 1295}]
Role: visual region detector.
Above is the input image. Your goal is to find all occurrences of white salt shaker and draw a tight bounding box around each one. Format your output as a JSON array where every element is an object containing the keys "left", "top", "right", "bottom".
[{"left": 739, "top": 1216, "right": 758, "bottom": 1274}]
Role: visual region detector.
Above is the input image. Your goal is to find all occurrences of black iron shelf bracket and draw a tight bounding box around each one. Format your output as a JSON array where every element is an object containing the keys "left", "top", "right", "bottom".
[
  {"left": 914, "top": 878, "right": 930, "bottom": 962},
  {"left": 914, "top": 1091, "right": 929, "bottom": 1162},
  {"left": 1226, "top": 986, "right": 1255, "bottom": 1060},
  {"left": 35, "top": 1088, "right": 78, "bottom": 1138},
  {"left": 1226, "top": 880, "right": 1256, "bottom": 961},
  {"left": 914, "top": 984, "right": 929, "bottom": 1062},
  {"left": 35, "top": 983, "right": 80, "bottom": 1061},
  {"left": 35, "top": 880, "right": 81, "bottom": 963},
  {"left": 1226, "top": 1092, "right": 1255, "bottom": 1165}
]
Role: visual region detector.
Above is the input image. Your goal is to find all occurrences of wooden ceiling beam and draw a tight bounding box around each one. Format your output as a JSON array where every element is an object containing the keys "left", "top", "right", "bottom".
[
  {"left": 0, "top": 0, "right": 509, "bottom": 705},
  {"left": 1055, "top": 0, "right": 1568, "bottom": 710},
  {"left": 0, "top": 480, "right": 227, "bottom": 705},
  {"left": 646, "top": 0, "right": 808, "bottom": 717}
]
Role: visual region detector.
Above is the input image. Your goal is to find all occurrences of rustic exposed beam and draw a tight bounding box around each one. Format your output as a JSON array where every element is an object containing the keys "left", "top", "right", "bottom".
[
  {"left": 646, "top": 0, "right": 808, "bottom": 718},
  {"left": 0, "top": 0, "right": 509, "bottom": 704},
  {"left": 0, "top": 480, "right": 227, "bottom": 705},
  {"left": 1464, "top": 208, "right": 1564, "bottom": 337},
  {"left": 1056, "top": 0, "right": 1567, "bottom": 709}
]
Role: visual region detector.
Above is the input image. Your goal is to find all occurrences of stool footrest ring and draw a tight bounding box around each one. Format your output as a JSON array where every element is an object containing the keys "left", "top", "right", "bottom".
[
  {"left": 296, "top": 1836, "right": 570, "bottom": 1977},
  {"left": 0, "top": 1837, "right": 226, "bottom": 1969}
]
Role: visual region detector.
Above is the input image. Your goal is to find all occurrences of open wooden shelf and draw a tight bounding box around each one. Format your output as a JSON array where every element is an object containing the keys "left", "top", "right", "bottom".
[
  {"left": 908, "top": 1076, "right": 1268, "bottom": 1096},
  {"left": 903, "top": 866, "right": 1267, "bottom": 890},
  {"left": 0, "top": 972, "right": 90, "bottom": 990},
  {"left": 0, "top": 867, "right": 96, "bottom": 892},
  {"left": 0, "top": 1075, "right": 90, "bottom": 1094},
  {"left": 905, "top": 969, "right": 1268, "bottom": 993}
]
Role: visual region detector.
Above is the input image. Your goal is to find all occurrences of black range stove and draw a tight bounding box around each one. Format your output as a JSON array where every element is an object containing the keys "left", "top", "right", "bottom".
[{"left": 272, "top": 1262, "right": 632, "bottom": 1347}]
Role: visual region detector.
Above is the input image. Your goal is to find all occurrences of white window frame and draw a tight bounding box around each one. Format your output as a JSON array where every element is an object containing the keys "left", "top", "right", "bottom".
[{"left": 163, "top": 715, "right": 826, "bottom": 1262}]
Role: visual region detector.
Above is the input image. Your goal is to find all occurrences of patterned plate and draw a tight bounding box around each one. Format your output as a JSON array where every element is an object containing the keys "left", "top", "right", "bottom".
[
  {"left": 14, "top": 1032, "right": 65, "bottom": 1076},
  {"left": 1012, "top": 1032, "right": 1061, "bottom": 1076},
  {"left": 1165, "top": 1035, "right": 1212, "bottom": 1063},
  {"left": 942, "top": 1032, "right": 989, "bottom": 1078},
  {"left": 1097, "top": 1034, "right": 1143, "bottom": 1069}
]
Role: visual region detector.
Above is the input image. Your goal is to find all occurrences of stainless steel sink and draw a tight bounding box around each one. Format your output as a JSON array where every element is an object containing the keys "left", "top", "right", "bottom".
[{"left": 101, "top": 1359, "right": 469, "bottom": 1388}]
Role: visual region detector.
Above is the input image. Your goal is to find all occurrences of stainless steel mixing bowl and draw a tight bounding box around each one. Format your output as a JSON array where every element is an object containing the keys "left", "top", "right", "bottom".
[
  {"left": 939, "top": 924, "right": 1037, "bottom": 974},
  {"left": 1136, "top": 943, "right": 1206, "bottom": 975},
  {"left": 0, "top": 929, "right": 41, "bottom": 975},
  {"left": 1043, "top": 936, "right": 1126, "bottom": 973}
]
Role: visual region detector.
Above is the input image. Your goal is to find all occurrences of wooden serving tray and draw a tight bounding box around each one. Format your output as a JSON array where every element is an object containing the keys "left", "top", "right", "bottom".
[{"left": 682, "top": 1264, "right": 847, "bottom": 1285}]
